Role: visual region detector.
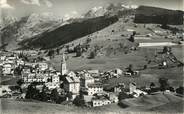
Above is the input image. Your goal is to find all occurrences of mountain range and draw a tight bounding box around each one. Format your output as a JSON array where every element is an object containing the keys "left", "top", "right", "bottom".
[{"left": 0, "top": 3, "right": 183, "bottom": 50}]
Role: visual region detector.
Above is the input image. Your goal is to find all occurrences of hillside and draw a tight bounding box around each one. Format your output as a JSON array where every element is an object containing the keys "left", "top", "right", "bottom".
[
  {"left": 120, "top": 93, "right": 184, "bottom": 113},
  {"left": 20, "top": 16, "right": 119, "bottom": 49},
  {"left": 2, "top": 5, "right": 183, "bottom": 50},
  {"left": 134, "top": 6, "right": 184, "bottom": 25},
  {"left": 1, "top": 93, "right": 183, "bottom": 114},
  {"left": 1, "top": 99, "right": 125, "bottom": 114}
]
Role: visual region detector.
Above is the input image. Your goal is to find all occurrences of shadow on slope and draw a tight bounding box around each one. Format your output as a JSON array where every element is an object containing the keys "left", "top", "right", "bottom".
[
  {"left": 20, "top": 16, "right": 119, "bottom": 49},
  {"left": 134, "top": 6, "right": 184, "bottom": 25}
]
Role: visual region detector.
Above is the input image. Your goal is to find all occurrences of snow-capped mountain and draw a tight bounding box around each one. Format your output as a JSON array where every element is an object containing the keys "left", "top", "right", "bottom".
[
  {"left": 16, "top": 12, "right": 63, "bottom": 41},
  {"left": 0, "top": 14, "right": 17, "bottom": 28},
  {"left": 84, "top": 6, "right": 107, "bottom": 18},
  {"left": 1, "top": 12, "right": 63, "bottom": 50},
  {"left": 84, "top": 3, "right": 138, "bottom": 18},
  {"left": 121, "top": 4, "right": 138, "bottom": 9}
]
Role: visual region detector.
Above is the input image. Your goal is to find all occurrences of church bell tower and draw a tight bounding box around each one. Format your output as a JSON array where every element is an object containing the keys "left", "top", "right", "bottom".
[{"left": 61, "top": 53, "right": 67, "bottom": 75}]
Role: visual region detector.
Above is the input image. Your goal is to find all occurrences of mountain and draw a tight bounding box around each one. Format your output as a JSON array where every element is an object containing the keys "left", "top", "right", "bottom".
[
  {"left": 19, "top": 16, "right": 119, "bottom": 49},
  {"left": 1, "top": 4, "right": 183, "bottom": 51},
  {"left": 1, "top": 15, "right": 18, "bottom": 28},
  {"left": 1, "top": 12, "right": 63, "bottom": 50},
  {"left": 84, "top": 6, "right": 107, "bottom": 18},
  {"left": 134, "top": 6, "right": 184, "bottom": 25},
  {"left": 0, "top": 10, "right": 18, "bottom": 29},
  {"left": 84, "top": 3, "right": 137, "bottom": 18}
]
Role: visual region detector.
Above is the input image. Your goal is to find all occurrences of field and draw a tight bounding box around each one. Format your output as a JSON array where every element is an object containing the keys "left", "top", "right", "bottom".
[
  {"left": 1, "top": 12, "right": 183, "bottom": 114},
  {"left": 1, "top": 98, "right": 127, "bottom": 114},
  {"left": 120, "top": 92, "right": 184, "bottom": 113},
  {"left": 1, "top": 92, "right": 183, "bottom": 114}
]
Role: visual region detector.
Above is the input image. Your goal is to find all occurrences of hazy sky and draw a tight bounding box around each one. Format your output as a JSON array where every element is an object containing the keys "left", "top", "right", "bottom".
[{"left": 1, "top": 0, "right": 184, "bottom": 18}]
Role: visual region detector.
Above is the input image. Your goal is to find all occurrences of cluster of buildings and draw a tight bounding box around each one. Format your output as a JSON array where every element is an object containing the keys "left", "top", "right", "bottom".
[
  {"left": 0, "top": 52, "right": 148, "bottom": 107},
  {"left": 0, "top": 53, "right": 24, "bottom": 76}
]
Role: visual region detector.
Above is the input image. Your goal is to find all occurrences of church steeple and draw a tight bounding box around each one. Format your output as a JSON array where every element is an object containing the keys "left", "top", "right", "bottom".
[{"left": 61, "top": 53, "right": 67, "bottom": 75}]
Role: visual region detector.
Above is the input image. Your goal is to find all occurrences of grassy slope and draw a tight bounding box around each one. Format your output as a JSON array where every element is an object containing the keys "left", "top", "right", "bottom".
[
  {"left": 49, "top": 17, "right": 183, "bottom": 89},
  {"left": 1, "top": 99, "right": 126, "bottom": 114},
  {"left": 121, "top": 93, "right": 184, "bottom": 113},
  {"left": 1, "top": 93, "right": 183, "bottom": 114}
]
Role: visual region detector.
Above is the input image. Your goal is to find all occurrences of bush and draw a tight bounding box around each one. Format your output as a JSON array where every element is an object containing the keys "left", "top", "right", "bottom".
[
  {"left": 88, "top": 51, "right": 96, "bottom": 59},
  {"left": 176, "top": 86, "right": 184, "bottom": 95}
]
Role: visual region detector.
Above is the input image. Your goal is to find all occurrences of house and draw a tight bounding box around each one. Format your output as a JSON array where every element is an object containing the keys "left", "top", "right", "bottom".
[
  {"left": 0, "top": 56, "right": 6, "bottom": 61},
  {"left": 22, "top": 73, "right": 48, "bottom": 83},
  {"left": 16, "top": 59, "right": 24, "bottom": 66},
  {"left": 132, "top": 89, "right": 147, "bottom": 98},
  {"left": 92, "top": 98, "right": 111, "bottom": 107},
  {"left": 37, "top": 62, "right": 48, "bottom": 71},
  {"left": 45, "top": 82, "right": 60, "bottom": 90},
  {"left": 87, "top": 70, "right": 101, "bottom": 82},
  {"left": 87, "top": 84, "right": 103, "bottom": 96},
  {"left": 2, "top": 63, "right": 14, "bottom": 75},
  {"left": 129, "top": 83, "right": 147, "bottom": 97},
  {"left": 108, "top": 93, "right": 119, "bottom": 103},
  {"left": 129, "top": 83, "right": 136, "bottom": 94},
  {"left": 22, "top": 66, "right": 31, "bottom": 74},
  {"left": 0, "top": 85, "right": 12, "bottom": 97},
  {"left": 114, "top": 68, "right": 123, "bottom": 75},
  {"left": 80, "top": 72, "right": 95, "bottom": 88},
  {"left": 63, "top": 75, "right": 80, "bottom": 94},
  {"left": 113, "top": 83, "right": 125, "bottom": 93},
  {"left": 67, "top": 71, "right": 76, "bottom": 77},
  {"left": 52, "top": 74, "right": 60, "bottom": 83},
  {"left": 87, "top": 70, "right": 99, "bottom": 77}
]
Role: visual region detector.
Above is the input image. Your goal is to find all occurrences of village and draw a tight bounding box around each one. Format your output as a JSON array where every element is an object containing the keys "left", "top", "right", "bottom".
[{"left": 0, "top": 45, "right": 183, "bottom": 108}]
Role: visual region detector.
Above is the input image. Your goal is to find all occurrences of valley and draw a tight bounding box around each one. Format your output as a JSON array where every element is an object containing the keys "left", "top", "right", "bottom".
[{"left": 0, "top": 3, "right": 184, "bottom": 114}]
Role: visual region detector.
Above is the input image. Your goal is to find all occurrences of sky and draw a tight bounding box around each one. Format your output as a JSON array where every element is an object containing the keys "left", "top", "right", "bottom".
[{"left": 0, "top": 0, "right": 184, "bottom": 19}]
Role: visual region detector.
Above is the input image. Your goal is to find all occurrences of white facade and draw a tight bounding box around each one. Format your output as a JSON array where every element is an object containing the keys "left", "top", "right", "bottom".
[
  {"left": 108, "top": 93, "right": 118, "bottom": 103},
  {"left": 129, "top": 83, "right": 136, "bottom": 94},
  {"left": 114, "top": 68, "right": 123, "bottom": 75},
  {"left": 22, "top": 73, "right": 48, "bottom": 83},
  {"left": 45, "top": 82, "right": 60, "bottom": 90},
  {"left": 64, "top": 76, "right": 80, "bottom": 94},
  {"left": 92, "top": 99, "right": 111, "bottom": 107},
  {"left": 2, "top": 64, "right": 14, "bottom": 75},
  {"left": 38, "top": 63, "right": 48, "bottom": 71},
  {"left": 52, "top": 75, "right": 60, "bottom": 83},
  {"left": 80, "top": 73, "right": 95, "bottom": 88},
  {"left": 87, "top": 85, "right": 103, "bottom": 96}
]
